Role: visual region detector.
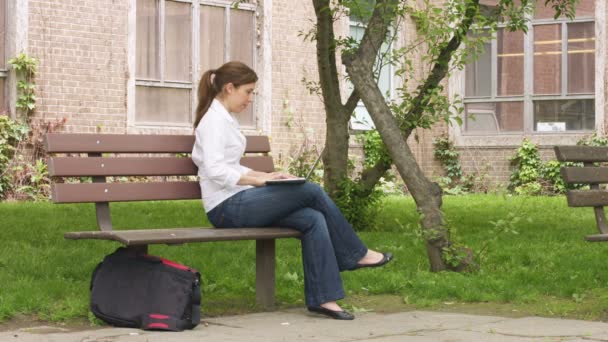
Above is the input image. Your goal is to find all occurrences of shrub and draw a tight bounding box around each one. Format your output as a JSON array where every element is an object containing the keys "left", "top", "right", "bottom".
[
  {"left": 0, "top": 116, "right": 29, "bottom": 199},
  {"left": 508, "top": 138, "right": 584, "bottom": 195},
  {"left": 432, "top": 135, "right": 473, "bottom": 194}
]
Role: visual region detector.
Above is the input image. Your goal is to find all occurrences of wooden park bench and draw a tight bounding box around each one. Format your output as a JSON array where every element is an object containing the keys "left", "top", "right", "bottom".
[
  {"left": 44, "top": 133, "right": 301, "bottom": 309},
  {"left": 554, "top": 145, "right": 608, "bottom": 242}
]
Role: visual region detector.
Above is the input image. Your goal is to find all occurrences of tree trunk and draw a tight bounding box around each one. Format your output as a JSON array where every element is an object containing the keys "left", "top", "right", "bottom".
[
  {"left": 342, "top": 0, "right": 449, "bottom": 271},
  {"left": 346, "top": 58, "right": 448, "bottom": 271},
  {"left": 312, "top": 0, "right": 350, "bottom": 198}
]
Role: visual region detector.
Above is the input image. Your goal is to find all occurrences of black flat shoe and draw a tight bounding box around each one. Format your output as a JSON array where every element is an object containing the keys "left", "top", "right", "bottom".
[
  {"left": 354, "top": 252, "right": 393, "bottom": 270},
  {"left": 307, "top": 306, "right": 354, "bottom": 320}
]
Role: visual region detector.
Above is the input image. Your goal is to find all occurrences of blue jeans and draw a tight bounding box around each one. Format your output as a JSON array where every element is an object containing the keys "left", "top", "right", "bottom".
[{"left": 206, "top": 182, "right": 368, "bottom": 307}]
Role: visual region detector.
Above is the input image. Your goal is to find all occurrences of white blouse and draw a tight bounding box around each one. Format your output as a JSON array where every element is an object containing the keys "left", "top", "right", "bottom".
[{"left": 191, "top": 99, "right": 253, "bottom": 212}]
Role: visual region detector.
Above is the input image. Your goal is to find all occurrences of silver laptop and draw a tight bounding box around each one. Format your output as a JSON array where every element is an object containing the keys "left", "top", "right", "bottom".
[{"left": 265, "top": 152, "right": 322, "bottom": 185}]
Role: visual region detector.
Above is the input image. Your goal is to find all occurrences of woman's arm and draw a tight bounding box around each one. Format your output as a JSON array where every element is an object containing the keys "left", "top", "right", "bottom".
[
  {"left": 239, "top": 170, "right": 298, "bottom": 187},
  {"left": 237, "top": 173, "right": 270, "bottom": 187}
]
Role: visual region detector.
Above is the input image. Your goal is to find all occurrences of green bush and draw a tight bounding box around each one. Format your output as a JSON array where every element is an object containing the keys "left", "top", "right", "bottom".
[
  {"left": 0, "top": 116, "right": 29, "bottom": 199},
  {"left": 432, "top": 135, "right": 473, "bottom": 194},
  {"left": 509, "top": 139, "right": 585, "bottom": 195},
  {"left": 333, "top": 177, "right": 384, "bottom": 231},
  {"left": 508, "top": 139, "right": 542, "bottom": 195}
]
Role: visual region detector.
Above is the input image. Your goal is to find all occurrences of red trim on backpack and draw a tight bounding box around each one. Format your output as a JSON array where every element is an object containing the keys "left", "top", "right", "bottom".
[
  {"left": 149, "top": 314, "right": 169, "bottom": 319},
  {"left": 160, "top": 258, "right": 191, "bottom": 271},
  {"left": 147, "top": 323, "right": 170, "bottom": 329},
  {"left": 142, "top": 254, "right": 198, "bottom": 273}
]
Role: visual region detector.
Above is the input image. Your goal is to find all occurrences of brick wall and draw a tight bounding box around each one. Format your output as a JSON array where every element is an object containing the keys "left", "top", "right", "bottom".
[
  {"left": 270, "top": 0, "right": 327, "bottom": 167},
  {"left": 21, "top": 0, "right": 605, "bottom": 188},
  {"left": 28, "top": 0, "right": 128, "bottom": 134}
]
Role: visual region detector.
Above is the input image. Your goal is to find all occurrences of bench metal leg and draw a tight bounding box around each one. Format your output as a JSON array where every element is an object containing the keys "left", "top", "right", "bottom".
[{"left": 256, "top": 239, "right": 276, "bottom": 309}]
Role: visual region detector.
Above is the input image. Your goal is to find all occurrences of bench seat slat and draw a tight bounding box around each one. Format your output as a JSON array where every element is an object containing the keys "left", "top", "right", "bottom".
[
  {"left": 555, "top": 146, "right": 608, "bottom": 162},
  {"left": 52, "top": 182, "right": 201, "bottom": 203},
  {"left": 566, "top": 190, "right": 608, "bottom": 207},
  {"left": 585, "top": 234, "right": 608, "bottom": 242},
  {"left": 64, "top": 227, "right": 301, "bottom": 245},
  {"left": 44, "top": 134, "right": 271, "bottom": 153},
  {"left": 48, "top": 156, "right": 274, "bottom": 176},
  {"left": 561, "top": 167, "right": 608, "bottom": 184}
]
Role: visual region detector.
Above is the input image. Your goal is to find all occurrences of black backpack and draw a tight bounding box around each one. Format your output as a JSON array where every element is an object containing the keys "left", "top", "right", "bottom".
[{"left": 90, "top": 247, "right": 201, "bottom": 331}]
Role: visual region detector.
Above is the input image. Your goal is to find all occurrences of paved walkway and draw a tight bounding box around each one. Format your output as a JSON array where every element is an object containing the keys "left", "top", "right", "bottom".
[{"left": 2, "top": 310, "right": 608, "bottom": 341}]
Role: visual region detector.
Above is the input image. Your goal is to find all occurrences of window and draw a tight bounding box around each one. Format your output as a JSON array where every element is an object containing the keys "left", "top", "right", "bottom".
[
  {"left": 348, "top": 1, "right": 393, "bottom": 131},
  {"left": 0, "top": 0, "right": 6, "bottom": 114},
  {"left": 200, "top": 4, "right": 256, "bottom": 126},
  {"left": 463, "top": 0, "right": 595, "bottom": 134},
  {"left": 134, "top": 0, "right": 256, "bottom": 127}
]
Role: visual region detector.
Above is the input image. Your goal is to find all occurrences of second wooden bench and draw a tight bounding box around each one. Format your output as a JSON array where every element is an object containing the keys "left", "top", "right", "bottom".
[{"left": 555, "top": 145, "right": 608, "bottom": 242}]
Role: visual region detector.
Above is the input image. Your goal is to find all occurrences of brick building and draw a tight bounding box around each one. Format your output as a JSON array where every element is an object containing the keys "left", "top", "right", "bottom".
[{"left": 0, "top": 0, "right": 604, "bottom": 186}]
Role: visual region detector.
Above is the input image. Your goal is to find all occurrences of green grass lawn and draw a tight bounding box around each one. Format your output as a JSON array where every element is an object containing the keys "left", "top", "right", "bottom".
[{"left": 1, "top": 194, "right": 608, "bottom": 324}]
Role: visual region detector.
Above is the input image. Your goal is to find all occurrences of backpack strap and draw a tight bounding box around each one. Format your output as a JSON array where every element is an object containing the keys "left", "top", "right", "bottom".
[{"left": 190, "top": 275, "right": 202, "bottom": 327}]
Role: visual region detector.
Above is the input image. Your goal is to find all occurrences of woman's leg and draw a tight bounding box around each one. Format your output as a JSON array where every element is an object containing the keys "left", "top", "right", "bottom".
[
  {"left": 272, "top": 207, "right": 344, "bottom": 307},
  {"left": 208, "top": 183, "right": 368, "bottom": 271}
]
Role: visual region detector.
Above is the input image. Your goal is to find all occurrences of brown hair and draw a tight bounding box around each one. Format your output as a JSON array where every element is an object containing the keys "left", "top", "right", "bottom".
[{"left": 194, "top": 61, "right": 258, "bottom": 128}]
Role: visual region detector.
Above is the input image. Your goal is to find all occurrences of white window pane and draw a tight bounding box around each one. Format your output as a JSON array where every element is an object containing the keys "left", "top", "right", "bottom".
[
  {"left": 349, "top": 24, "right": 391, "bottom": 99},
  {"left": 465, "top": 32, "right": 492, "bottom": 97},
  {"left": 230, "top": 9, "right": 255, "bottom": 127},
  {"left": 350, "top": 24, "right": 365, "bottom": 41},
  {"left": 136, "top": 86, "right": 191, "bottom": 124},
  {"left": 534, "top": 24, "right": 561, "bottom": 95},
  {"left": 568, "top": 22, "right": 594, "bottom": 94},
  {"left": 534, "top": 99, "right": 594, "bottom": 131},
  {"left": 465, "top": 102, "right": 523, "bottom": 132},
  {"left": 535, "top": 0, "right": 594, "bottom": 19},
  {"left": 230, "top": 9, "right": 254, "bottom": 65},
  {"left": 0, "top": 78, "right": 6, "bottom": 114},
  {"left": 378, "top": 58, "right": 391, "bottom": 97},
  {"left": 351, "top": 105, "right": 374, "bottom": 130},
  {"left": 497, "top": 29, "right": 524, "bottom": 96},
  {"left": 164, "top": 1, "right": 191, "bottom": 82},
  {"left": 200, "top": 5, "right": 225, "bottom": 71},
  {"left": 377, "top": 35, "right": 392, "bottom": 99},
  {"left": 136, "top": 0, "right": 160, "bottom": 79},
  {"left": 0, "top": 0, "right": 5, "bottom": 69}
]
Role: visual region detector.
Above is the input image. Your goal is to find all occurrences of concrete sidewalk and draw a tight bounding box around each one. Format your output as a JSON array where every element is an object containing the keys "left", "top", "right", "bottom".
[{"left": 2, "top": 310, "right": 608, "bottom": 342}]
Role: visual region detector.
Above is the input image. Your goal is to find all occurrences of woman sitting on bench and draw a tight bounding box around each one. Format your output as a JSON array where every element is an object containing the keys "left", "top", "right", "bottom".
[{"left": 191, "top": 61, "right": 393, "bottom": 320}]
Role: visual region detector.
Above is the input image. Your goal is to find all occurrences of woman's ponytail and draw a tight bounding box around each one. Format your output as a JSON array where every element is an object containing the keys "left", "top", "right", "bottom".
[{"left": 194, "top": 69, "right": 217, "bottom": 128}]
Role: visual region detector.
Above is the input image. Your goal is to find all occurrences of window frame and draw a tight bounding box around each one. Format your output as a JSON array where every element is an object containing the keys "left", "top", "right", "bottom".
[
  {"left": 128, "top": 0, "right": 259, "bottom": 131},
  {"left": 134, "top": 0, "right": 195, "bottom": 128},
  {"left": 462, "top": 15, "right": 596, "bottom": 135}
]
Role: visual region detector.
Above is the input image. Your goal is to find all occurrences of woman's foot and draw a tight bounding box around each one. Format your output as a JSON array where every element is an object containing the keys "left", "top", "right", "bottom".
[
  {"left": 307, "top": 301, "right": 354, "bottom": 320},
  {"left": 354, "top": 249, "right": 393, "bottom": 269}
]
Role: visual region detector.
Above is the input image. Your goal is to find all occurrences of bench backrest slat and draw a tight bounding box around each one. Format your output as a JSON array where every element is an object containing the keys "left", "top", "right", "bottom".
[
  {"left": 566, "top": 190, "right": 608, "bottom": 207},
  {"left": 46, "top": 133, "right": 274, "bottom": 231},
  {"left": 554, "top": 146, "right": 608, "bottom": 163},
  {"left": 52, "top": 182, "right": 201, "bottom": 203},
  {"left": 48, "top": 156, "right": 274, "bottom": 177},
  {"left": 560, "top": 167, "right": 608, "bottom": 184},
  {"left": 49, "top": 157, "right": 197, "bottom": 177},
  {"left": 44, "top": 134, "right": 271, "bottom": 154}
]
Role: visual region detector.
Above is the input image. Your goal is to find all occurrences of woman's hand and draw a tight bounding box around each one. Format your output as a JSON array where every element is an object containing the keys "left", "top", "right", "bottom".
[
  {"left": 268, "top": 172, "right": 298, "bottom": 180},
  {"left": 239, "top": 171, "right": 299, "bottom": 187}
]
